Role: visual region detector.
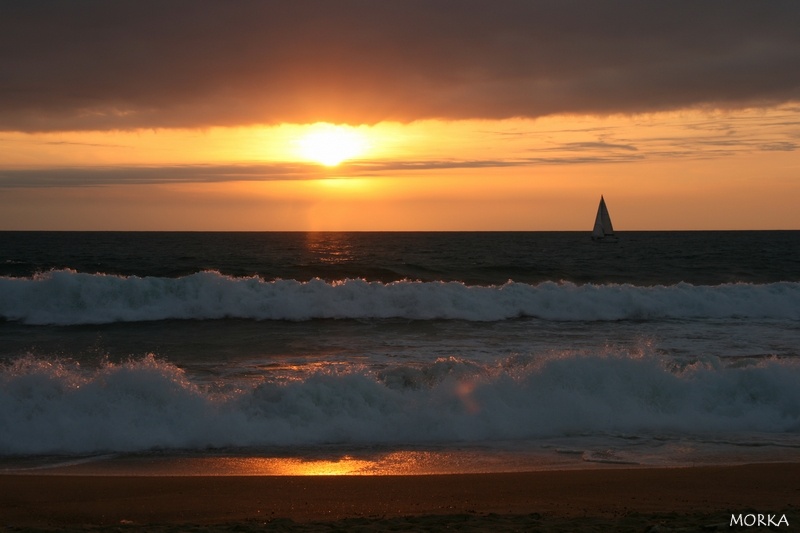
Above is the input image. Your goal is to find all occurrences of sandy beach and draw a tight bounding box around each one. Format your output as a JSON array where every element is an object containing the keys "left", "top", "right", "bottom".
[{"left": 2, "top": 463, "right": 798, "bottom": 531}]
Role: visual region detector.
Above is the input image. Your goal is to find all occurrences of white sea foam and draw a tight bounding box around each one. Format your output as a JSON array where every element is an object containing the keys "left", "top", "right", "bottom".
[
  {"left": 1, "top": 270, "right": 799, "bottom": 325},
  {"left": 1, "top": 351, "right": 799, "bottom": 455}
]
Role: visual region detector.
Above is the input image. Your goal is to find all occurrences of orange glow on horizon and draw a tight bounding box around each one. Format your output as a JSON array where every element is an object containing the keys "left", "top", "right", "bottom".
[{"left": 1, "top": 107, "right": 799, "bottom": 230}]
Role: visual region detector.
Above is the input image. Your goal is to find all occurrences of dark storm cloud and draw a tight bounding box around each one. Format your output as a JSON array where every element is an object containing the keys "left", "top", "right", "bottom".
[{"left": 2, "top": 0, "right": 799, "bottom": 131}]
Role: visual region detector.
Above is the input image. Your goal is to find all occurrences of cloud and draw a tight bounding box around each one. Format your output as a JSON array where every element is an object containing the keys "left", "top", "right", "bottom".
[
  {"left": 0, "top": 154, "right": 646, "bottom": 189},
  {"left": 552, "top": 142, "right": 638, "bottom": 152},
  {"left": 2, "top": 1, "right": 799, "bottom": 132},
  {"left": 0, "top": 164, "right": 327, "bottom": 188},
  {"left": 4, "top": 130, "right": 795, "bottom": 188}
]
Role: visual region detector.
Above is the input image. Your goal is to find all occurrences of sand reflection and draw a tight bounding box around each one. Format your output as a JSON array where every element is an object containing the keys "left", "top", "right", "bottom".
[
  {"left": 211, "top": 451, "right": 446, "bottom": 476},
  {"left": 9, "top": 448, "right": 589, "bottom": 476}
]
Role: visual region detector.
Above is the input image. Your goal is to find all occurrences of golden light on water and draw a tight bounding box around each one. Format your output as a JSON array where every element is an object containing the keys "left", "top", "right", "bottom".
[
  {"left": 182, "top": 450, "right": 557, "bottom": 476},
  {"left": 266, "top": 457, "right": 375, "bottom": 476},
  {"left": 32, "top": 450, "right": 565, "bottom": 476},
  {"left": 202, "top": 452, "right": 477, "bottom": 476}
]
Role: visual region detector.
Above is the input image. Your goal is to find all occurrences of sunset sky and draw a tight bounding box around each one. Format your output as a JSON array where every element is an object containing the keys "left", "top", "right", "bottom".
[{"left": 1, "top": 1, "right": 799, "bottom": 231}]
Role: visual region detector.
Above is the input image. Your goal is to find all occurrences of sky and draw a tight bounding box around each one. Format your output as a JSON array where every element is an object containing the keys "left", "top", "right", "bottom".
[{"left": 1, "top": 0, "right": 799, "bottom": 231}]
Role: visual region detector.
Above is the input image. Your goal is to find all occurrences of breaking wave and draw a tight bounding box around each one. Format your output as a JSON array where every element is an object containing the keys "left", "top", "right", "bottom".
[
  {"left": 1, "top": 270, "right": 799, "bottom": 325},
  {"left": 2, "top": 351, "right": 799, "bottom": 455}
]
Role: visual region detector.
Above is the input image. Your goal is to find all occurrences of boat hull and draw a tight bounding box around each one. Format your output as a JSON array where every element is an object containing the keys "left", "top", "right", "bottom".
[{"left": 591, "top": 235, "right": 619, "bottom": 243}]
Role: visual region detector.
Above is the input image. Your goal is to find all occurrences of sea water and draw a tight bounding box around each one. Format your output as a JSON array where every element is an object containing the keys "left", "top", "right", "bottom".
[{"left": 1, "top": 231, "right": 799, "bottom": 474}]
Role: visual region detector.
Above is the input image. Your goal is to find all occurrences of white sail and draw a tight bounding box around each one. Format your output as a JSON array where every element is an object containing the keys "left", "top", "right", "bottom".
[{"left": 591, "top": 196, "right": 617, "bottom": 241}]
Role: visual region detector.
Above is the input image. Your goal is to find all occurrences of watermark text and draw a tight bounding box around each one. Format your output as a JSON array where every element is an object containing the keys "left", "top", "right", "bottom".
[{"left": 730, "top": 513, "right": 789, "bottom": 527}]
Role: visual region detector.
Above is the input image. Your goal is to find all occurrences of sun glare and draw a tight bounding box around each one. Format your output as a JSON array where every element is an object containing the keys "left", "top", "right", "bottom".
[{"left": 296, "top": 124, "right": 370, "bottom": 166}]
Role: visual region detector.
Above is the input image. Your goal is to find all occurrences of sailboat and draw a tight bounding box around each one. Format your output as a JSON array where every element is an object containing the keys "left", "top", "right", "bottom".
[{"left": 591, "top": 195, "right": 618, "bottom": 242}]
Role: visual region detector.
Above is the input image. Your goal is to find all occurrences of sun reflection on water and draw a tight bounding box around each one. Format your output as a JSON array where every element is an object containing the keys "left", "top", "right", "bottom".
[
  {"left": 184, "top": 450, "right": 489, "bottom": 476},
  {"left": 304, "top": 232, "right": 356, "bottom": 265},
  {"left": 262, "top": 457, "right": 374, "bottom": 476},
  {"left": 27, "top": 448, "right": 580, "bottom": 476}
]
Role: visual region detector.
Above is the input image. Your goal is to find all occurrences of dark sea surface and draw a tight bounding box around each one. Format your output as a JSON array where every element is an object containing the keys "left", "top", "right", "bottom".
[{"left": 1, "top": 231, "right": 799, "bottom": 474}]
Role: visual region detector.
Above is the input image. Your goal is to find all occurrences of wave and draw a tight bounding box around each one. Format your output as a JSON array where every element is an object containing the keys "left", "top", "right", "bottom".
[
  {"left": 2, "top": 352, "right": 799, "bottom": 455},
  {"left": 1, "top": 269, "right": 799, "bottom": 325}
]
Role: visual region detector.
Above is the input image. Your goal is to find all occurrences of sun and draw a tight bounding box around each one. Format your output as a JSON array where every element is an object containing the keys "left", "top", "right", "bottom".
[{"left": 296, "top": 124, "right": 370, "bottom": 166}]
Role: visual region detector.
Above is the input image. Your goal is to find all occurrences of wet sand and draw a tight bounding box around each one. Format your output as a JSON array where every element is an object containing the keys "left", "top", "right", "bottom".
[{"left": 2, "top": 463, "right": 798, "bottom": 531}]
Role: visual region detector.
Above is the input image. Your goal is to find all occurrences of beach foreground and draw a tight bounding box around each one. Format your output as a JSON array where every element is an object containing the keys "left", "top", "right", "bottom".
[{"left": 2, "top": 463, "right": 798, "bottom": 531}]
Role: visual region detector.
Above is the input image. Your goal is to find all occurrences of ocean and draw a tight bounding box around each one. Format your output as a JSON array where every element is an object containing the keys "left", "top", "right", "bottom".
[{"left": 1, "top": 231, "right": 799, "bottom": 475}]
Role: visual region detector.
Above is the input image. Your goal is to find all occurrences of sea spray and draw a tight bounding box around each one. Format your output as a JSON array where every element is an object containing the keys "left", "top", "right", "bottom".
[
  {"left": 2, "top": 351, "right": 799, "bottom": 455},
  {"left": 2, "top": 270, "right": 799, "bottom": 325}
]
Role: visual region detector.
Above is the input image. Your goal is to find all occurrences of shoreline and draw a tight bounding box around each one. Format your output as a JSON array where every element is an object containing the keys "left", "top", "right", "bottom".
[{"left": 2, "top": 463, "right": 798, "bottom": 530}]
